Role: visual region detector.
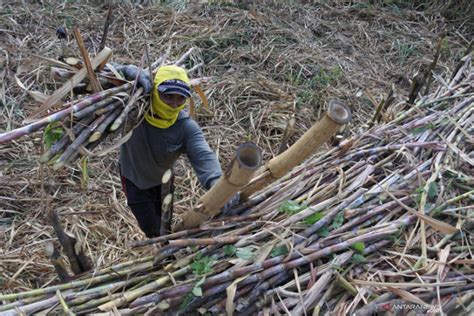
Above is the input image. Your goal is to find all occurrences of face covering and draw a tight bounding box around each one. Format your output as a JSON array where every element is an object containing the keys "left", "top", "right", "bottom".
[{"left": 145, "top": 65, "right": 190, "bottom": 129}]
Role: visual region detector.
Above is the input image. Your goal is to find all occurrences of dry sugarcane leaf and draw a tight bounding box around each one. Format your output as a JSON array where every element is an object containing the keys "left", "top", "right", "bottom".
[
  {"left": 16, "top": 57, "right": 37, "bottom": 75},
  {"left": 25, "top": 47, "right": 112, "bottom": 122},
  {"left": 194, "top": 84, "right": 209, "bottom": 110},
  {"left": 437, "top": 244, "right": 451, "bottom": 282},
  {"left": 381, "top": 186, "right": 458, "bottom": 234},
  {"left": 189, "top": 97, "right": 195, "bottom": 119},
  {"left": 226, "top": 275, "right": 249, "bottom": 316},
  {"left": 29, "top": 53, "right": 79, "bottom": 72},
  {"left": 255, "top": 240, "right": 278, "bottom": 264},
  {"left": 189, "top": 77, "right": 212, "bottom": 86},
  {"left": 387, "top": 287, "right": 429, "bottom": 307},
  {"left": 350, "top": 279, "right": 465, "bottom": 288},
  {"left": 15, "top": 75, "right": 50, "bottom": 104}
]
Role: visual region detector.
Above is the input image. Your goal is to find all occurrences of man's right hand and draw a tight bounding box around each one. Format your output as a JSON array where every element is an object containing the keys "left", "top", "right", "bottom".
[{"left": 111, "top": 64, "right": 152, "bottom": 94}]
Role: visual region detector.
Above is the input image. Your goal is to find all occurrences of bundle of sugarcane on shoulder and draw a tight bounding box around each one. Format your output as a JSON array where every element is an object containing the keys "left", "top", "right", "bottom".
[{"left": 0, "top": 46, "right": 208, "bottom": 170}]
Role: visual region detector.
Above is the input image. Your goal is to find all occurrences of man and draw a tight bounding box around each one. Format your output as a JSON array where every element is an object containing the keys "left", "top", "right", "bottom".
[{"left": 117, "top": 64, "right": 237, "bottom": 238}]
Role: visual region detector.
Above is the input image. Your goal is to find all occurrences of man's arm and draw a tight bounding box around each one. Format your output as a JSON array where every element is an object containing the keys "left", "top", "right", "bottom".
[{"left": 183, "top": 120, "right": 222, "bottom": 189}]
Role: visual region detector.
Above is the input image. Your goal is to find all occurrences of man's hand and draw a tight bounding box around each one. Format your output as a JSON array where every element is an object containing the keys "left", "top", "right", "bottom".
[
  {"left": 220, "top": 192, "right": 240, "bottom": 214},
  {"left": 111, "top": 64, "right": 152, "bottom": 94},
  {"left": 208, "top": 178, "right": 240, "bottom": 214}
]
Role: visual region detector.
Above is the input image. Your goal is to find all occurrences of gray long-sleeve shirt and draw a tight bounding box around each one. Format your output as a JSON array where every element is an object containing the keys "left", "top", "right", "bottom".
[{"left": 120, "top": 111, "right": 222, "bottom": 190}]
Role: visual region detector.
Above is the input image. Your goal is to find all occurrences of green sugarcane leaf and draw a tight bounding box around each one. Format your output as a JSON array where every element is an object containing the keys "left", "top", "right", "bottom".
[
  {"left": 351, "top": 242, "right": 365, "bottom": 253},
  {"left": 192, "top": 286, "right": 203, "bottom": 297},
  {"left": 223, "top": 245, "right": 236, "bottom": 256},
  {"left": 352, "top": 254, "right": 367, "bottom": 264},
  {"left": 278, "top": 200, "right": 305, "bottom": 215},
  {"left": 331, "top": 212, "right": 344, "bottom": 229},
  {"left": 270, "top": 245, "right": 289, "bottom": 258},
  {"left": 427, "top": 182, "right": 438, "bottom": 200},
  {"left": 179, "top": 293, "right": 193, "bottom": 312},
  {"left": 316, "top": 227, "right": 329, "bottom": 237},
  {"left": 191, "top": 255, "right": 214, "bottom": 276},
  {"left": 236, "top": 247, "right": 255, "bottom": 260},
  {"left": 43, "top": 122, "right": 63, "bottom": 149},
  {"left": 303, "top": 212, "right": 324, "bottom": 225}
]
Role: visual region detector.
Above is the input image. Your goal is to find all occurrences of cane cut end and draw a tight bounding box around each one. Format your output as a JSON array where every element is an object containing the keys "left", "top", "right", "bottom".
[
  {"left": 327, "top": 100, "right": 352, "bottom": 125},
  {"left": 236, "top": 142, "right": 262, "bottom": 170}
]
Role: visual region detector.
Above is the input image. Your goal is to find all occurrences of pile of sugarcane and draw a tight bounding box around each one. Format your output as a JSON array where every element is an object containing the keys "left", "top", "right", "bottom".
[
  {"left": 0, "top": 55, "right": 472, "bottom": 315},
  {"left": 0, "top": 48, "right": 204, "bottom": 169}
]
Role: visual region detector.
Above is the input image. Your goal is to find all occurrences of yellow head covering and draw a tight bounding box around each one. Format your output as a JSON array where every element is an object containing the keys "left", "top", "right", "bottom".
[{"left": 145, "top": 65, "right": 190, "bottom": 129}]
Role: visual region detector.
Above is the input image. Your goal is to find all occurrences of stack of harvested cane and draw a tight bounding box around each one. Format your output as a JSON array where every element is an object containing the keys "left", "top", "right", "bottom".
[
  {"left": 0, "top": 55, "right": 472, "bottom": 315},
  {"left": 0, "top": 48, "right": 205, "bottom": 170}
]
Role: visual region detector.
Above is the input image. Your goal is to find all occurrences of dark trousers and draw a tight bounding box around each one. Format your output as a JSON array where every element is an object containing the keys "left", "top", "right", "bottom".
[{"left": 120, "top": 175, "right": 174, "bottom": 238}]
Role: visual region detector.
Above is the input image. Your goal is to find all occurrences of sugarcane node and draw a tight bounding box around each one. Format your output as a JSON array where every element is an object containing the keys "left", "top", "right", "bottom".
[{"left": 327, "top": 99, "right": 352, "bottom": 125}]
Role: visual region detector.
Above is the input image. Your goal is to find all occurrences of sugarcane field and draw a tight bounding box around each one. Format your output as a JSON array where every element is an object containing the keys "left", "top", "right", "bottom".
[{"left": 0, "top": 0, "right": 473, "bottom": 315}]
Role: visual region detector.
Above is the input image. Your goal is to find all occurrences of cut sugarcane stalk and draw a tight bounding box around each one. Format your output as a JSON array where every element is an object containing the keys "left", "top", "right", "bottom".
[
  {"left": 93, "top": 98, "right": 124, "bottom": 116},
  {"left": 109, "top": 87, "right": 143, "bottom": 131},
  {"left": 40, "top": 115, "right": 95, "bottom": 163},
  {"left": 73, "top": 96, "right": 119, "bottom": 119},
  {"left": 53, "top": 114, "right": 108, "bottom": 170},
  {"left": 89, "top": 108, "right": 122, "bottom": 142},
  {"left": 65, "top": 57, "right": 82, "bottom": 67}
]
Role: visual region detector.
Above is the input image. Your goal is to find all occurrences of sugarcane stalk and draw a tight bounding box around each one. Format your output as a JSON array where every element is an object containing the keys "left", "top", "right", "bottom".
[
  {"left": 168, "top": 235, "right": 241, "bottom": 247},
  {"left": 110, "top": 87, "right": 143, "bottom": 131},
  {"left": 53, "top": 114, "right": 107, "bottom": 170},
  {"left": 44, "top": 242, "right": 71, "bottom": 282},
  {"left": 237, "top": 271, "right": 289, "bottom": 313},
  {"left": 39, "top": 115, "right": 95, "bottom": 163},
  {"left": 48, "top": 210, "right": 87, "bottom": 275},
  {"left": 73, "top": 26, "right": 102, "bottom": 93},
  {"left": 0, "top": 260, "right": 152, "bottom": 302},
  {"left": 292, "top": 252, "right": 353, "bottom": 315},
  {"left": 133, "top": 227, "right": 401, "bottom": 308},
  {"left": 0, "top": 83, "right": 131, "bottom": 144},
  {"left": 242, "top": 100, "right": 352, "bottom": 199},
  {"left": 93, "top": 98, "right": 124, "bottom": 116},
  {"left": 423, "top": 35, "right": 445, "bottom": 95},
  {"left": 89, "top": 108, "right": 121, "bottom": 142},
  {"left": 56, "top": 290, "right": 75, "bottom": 316},
  {"left": 97, "top": 266, "right": 190, "bottom": 311},
  {"left": 99, "top": 5, "right": 114, "bottom": 51},
  {"left": 73, "top": 96, "right": 119, "bottom": 119}
]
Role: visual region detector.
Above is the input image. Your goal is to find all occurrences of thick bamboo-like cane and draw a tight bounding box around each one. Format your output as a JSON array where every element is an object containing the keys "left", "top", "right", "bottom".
[
  {"left": 0, "top": 83, "right": 131, "bottom": 144},
  {"left": 201, "top": 142, "right": 262, "bottom": 215},
  {"left": 176, "top": 142, "right": 262, "bottom": 231},
  {"left": 241, "top": 100, "right": 352, "bottom": 199}
]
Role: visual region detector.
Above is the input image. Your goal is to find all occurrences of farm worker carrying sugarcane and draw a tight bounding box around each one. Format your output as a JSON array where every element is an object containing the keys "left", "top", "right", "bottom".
[{"left": 114, "top": 64, "right": 239, "bottom": 238}]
